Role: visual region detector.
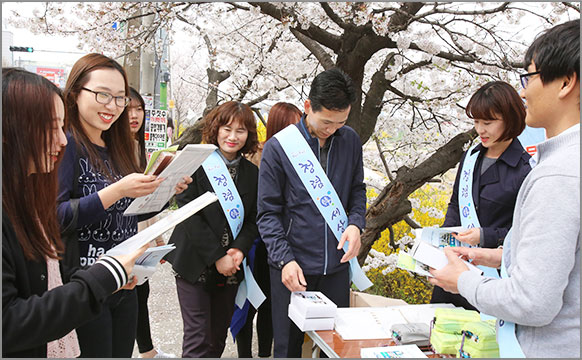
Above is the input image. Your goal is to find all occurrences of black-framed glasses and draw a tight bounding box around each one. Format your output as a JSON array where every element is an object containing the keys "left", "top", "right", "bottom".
[
  {"left": 519, "top": 71, "right": 541, "bottom": 89},
  {"left": 81, "top": 87, "right": 130, "bottom": 107}
]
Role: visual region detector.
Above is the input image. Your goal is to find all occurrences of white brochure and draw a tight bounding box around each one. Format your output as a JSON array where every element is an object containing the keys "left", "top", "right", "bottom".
[
  {"left": 124, "top": 144, "right": 217, "bottom": 215},
  {"left": 107, "top": 191, "right": 218, "bottom": 256}
]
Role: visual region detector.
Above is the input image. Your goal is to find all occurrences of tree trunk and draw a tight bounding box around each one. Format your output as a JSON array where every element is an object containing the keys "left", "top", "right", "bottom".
[{"left": 358, "top": 128, "right": 477, "bottom": 264}]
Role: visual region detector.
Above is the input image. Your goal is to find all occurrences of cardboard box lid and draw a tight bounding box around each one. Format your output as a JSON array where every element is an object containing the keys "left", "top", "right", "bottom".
[{"left": 349, "top": 290, "right": 408, "bottom": 308}]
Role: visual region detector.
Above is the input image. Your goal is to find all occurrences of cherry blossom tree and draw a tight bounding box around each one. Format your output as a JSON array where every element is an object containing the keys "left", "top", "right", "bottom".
[{"left": 9, "top": 2, "right": 579, "bottom": 262}]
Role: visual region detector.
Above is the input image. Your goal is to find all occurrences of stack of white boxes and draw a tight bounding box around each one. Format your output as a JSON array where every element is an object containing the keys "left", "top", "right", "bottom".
[{"left": 288, "top": 291, "right": 337, "bottom": 331}]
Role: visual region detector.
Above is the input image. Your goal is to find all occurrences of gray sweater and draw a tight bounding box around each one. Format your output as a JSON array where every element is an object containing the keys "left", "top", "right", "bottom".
[{"left": 457, "top": 127, "right": 580, "bottom": 358}]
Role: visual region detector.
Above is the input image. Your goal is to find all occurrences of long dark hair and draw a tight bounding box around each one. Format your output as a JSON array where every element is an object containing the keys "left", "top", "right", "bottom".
[
  {"left": 129, "top": 87, "right": 147, "bottom": 171},
  {"left": 64, "top": 53, "right": 140, "bottom": 178},
  {"left": 2, "top": 68, "right": 65, "bottom": 260}
]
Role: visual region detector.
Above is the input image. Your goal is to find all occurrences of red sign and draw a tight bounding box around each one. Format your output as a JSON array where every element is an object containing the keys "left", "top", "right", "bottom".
[
  {"left": 525, "top": 145, "right": 537, "bottom": 156},
  {"left": 36, "top": 67, "right": 65, "bottom": 87}
]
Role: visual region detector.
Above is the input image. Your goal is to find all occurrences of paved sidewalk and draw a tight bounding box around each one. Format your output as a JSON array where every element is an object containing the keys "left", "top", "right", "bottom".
[{"left": 131, "top": 233, "right": 264, "bottom": 358}]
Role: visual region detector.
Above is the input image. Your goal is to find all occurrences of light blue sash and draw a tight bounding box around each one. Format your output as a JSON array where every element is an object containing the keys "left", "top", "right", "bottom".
[
  {"left": 274, "top": 125, "right": 372, "bottom": 291},
  {"left": 202, "top": 151, "right": 265, "bottom": 309},
  {"left": 518, "top": 125, "right": 546, "bottom": 161},
  {"left": 458, "top": 144, "right": 500, "bottom": 280},
  {"left": 496, "top": 229, "right": 526, "bottom": 358}
]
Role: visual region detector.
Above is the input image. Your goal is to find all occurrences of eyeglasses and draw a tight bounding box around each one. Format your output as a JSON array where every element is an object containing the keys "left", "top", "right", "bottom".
[
  {"left": 519, "top": 71, "right": 541, "bottom": 89},
  {"left": 81, "top": 87, "right": 130, "bottom": 107}
]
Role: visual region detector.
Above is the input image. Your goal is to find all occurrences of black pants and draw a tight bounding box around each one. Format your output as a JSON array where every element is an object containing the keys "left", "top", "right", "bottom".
[
  {"left": 175, "top": 276, "right": 238, "bottom": 358},
  {"left": 135, "top": 281, "right": 154, "bottom": 353},
  {"left": 77, "top": 289, "right": 138, "bottom": 358},
  {"left": 430, "top": 285, "right": 478, "bottom": 311},
  {"left": 270, "top": 266, "right": 350, "bottom": 358},
  {"left": 236, "top": 241, "right": 273, "bottom": 357}
]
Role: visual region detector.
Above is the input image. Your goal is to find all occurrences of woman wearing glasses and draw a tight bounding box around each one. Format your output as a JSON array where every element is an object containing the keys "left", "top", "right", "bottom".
[
  {"left": 430, "top": 81, "right": 532, "bottom": 310},
  {"left": 56, "top": 53, "right": 190, "bottom": 357}
]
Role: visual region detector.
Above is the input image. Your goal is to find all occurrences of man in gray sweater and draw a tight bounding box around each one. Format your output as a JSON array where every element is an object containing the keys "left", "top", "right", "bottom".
[{"left": 429, "top": 19, "right": 580, "bottom": 358}]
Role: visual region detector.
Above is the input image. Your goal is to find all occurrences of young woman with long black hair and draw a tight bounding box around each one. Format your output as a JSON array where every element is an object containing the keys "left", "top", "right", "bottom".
[{"left": 2, "top": 68, "right": 146, "bottom": 358}]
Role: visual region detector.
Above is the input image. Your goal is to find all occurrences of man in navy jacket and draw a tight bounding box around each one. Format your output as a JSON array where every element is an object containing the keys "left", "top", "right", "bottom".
[{"left": 257, "top": 68, "right": 367, "bottom": 357}]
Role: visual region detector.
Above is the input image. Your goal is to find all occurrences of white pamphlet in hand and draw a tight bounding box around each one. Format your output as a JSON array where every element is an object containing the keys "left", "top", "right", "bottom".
[
  {"left": 132, "top": 244, "right": 175, "bottom": 285},
  {"left": 409, "top": 238, "right": 483, "bottom": 275},
  {"left": 107, "top": 192, "right": 218, "bottom": 257},
  {"left": 396, "top": 252, "right": 433, "bottom": 278},
  {"left": 124, "top": 144, "right": 217, "bottom": 215},
  {"left": 135, "top": 244, "right": 175, "bottom": 267},
  {"left": 414, "top": 226, "right": 467, "bottom": 248}
]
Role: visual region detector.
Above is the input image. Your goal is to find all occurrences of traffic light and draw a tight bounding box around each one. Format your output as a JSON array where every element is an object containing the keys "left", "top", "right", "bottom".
[{"left": 9, "top": 46, "right": 34, "bottom": 53}]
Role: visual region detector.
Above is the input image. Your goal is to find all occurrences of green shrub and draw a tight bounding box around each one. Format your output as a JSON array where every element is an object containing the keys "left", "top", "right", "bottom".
[{"left": 363, "top": 183, "right": 452, "bottom": 304}]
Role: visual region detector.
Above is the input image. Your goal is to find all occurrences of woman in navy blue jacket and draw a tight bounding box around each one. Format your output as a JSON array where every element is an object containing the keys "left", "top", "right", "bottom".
[{"left": 431, "top": 81, "right": 533, "bottom": 310}]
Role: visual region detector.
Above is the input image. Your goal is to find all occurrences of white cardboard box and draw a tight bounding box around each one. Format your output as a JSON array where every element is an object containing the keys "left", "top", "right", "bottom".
[
  {"left": 289, "top": 291, "right": 337, "bottom": 319},
  {"left": 288, "top": 303, "right": 335, "bottom": 331}
]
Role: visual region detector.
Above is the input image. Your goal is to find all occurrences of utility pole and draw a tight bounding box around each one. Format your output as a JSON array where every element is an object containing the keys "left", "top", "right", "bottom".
[
  {"left": 140, "top": 11, "right": 156, "bottom": 97},
  {"left": 124, "top": 13, "right": 142, "bottom": 90}
]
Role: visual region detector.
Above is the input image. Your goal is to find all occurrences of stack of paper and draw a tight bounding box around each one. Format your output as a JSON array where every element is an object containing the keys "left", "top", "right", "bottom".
[
  {"left": 360, "top": 344, "right": 427, "bottom": 358},
  {"left": 334, "top": 304, "right": 454, "bottom": 341},
  {"left": 334, "top": 307, "right": 407, "bottom": 340},
  {"left": 288, "top": 291, "right": 337, "bottom": 331}
]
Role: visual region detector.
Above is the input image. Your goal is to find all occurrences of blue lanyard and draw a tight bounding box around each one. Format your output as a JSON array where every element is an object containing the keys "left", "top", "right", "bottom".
[
  {"left": 458, "top": 144, "right": 500, "bottom": 279},
  {"left": 202, "top": 151, "right": 265, "bottom": 309},
  {"left": 274, "top": 125, "right": 372, "bottom": 291},
  {"left": 496, "top": 229, "right": 526, "bottom": 358},
  {"left": 202, "top": 150, "right": 244, "bottom": 238}
]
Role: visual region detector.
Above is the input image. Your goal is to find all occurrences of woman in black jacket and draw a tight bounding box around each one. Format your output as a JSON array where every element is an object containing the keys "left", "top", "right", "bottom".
[
  {"left": 2, "top": 69, "right": 146, "bottom": 357},
  {"left": 166, "top": 101, "right": 260, "bottom": 358},
  {"left": 431, "top": 81, "right": 533, "bottom": 310}
]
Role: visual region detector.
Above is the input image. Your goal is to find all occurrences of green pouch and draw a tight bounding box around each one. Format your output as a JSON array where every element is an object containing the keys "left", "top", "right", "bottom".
[
  {"left": 458, "top": 342, "right": 500, "bottom": 358},
  {"left": 462, "top": 320, "right": 498, "bottom": 349},
  {"left": 433, "top": 308, "right": 481, "bottom": 334},
  {"left": 430, "top": 329, "right": 463, "bottom": 355},
  {"left": 457, "top": 320, "right": 500, "bottom": 357}
]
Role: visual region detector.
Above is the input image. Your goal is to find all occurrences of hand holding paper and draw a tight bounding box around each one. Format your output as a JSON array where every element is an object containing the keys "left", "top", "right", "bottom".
[
  {"left": 450, "top": 246, "right": 502, "bottom": 268},
  {"left": 111, "top": 242, "right": 151, "bottom": 290},
  {"left": 428, "top": 247, "right": 471, "bottom": 293},
  {"left": 452, "top": 227, "right": 481, "bottom": 246},
  {"left": 124, "top": 144, "right": 217, "bottom": 215},
  {"left": 174, "top": 175, "right": 193, "bottom": 195}
]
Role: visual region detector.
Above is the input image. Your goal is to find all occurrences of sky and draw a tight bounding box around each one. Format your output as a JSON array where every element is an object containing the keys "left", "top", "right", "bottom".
[{"left": 2, "top": 2, "right": 85, "bottom": 67}]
